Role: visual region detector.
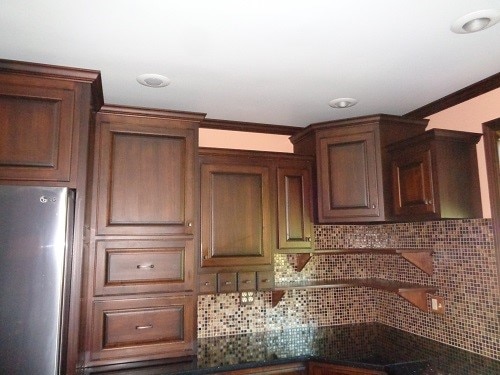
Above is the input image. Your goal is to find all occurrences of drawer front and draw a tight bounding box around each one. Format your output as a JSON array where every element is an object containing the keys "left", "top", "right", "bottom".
[
  {"left": 238, "top": 272, "right": 256, "bottom": 291},
  {"left": 257, "top": 271, "right": 275, "bottom": 291},
  {"left": 199, "top": 273, "right": 217, "bottom": 294},
  {"left": 217, "top": 272, "right": 237, "bottom": 293},
  {"left": 94, "top": 239, "right": 194, "bottom": 296},
  {"left": 90, "top": 296, "right": 195, "bottom": 363}
]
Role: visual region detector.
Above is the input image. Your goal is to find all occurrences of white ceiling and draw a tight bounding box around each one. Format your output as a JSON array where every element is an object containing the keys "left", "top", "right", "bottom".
[{"left": 1, "top": 1, "right": 499, "bottom": 127}]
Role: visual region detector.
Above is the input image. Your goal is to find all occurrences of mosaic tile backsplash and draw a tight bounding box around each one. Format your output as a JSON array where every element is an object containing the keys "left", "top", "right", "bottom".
[{"left": 197, "top": 219, "right": 499, "bottom": 360}]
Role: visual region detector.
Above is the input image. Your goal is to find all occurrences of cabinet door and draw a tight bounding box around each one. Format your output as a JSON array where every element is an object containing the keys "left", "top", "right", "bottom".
[
  {"left": 317, "top": 130, "right": 380, "bottom": 222},
  {"left": 90, "top": 295, "right": 195, "bottom": 363},
  {"left": 94, "top": 239, "right": 194, "bottom": 296},
  {"left": 277, "top": 166, "right": 314, "bottom": 251},
  {"left": 220, "top": 362, "right": 307, "bottom": 374},
  {"left": 391, "top": 148, "right": 436, "bottom": 216},
  {"left": 95, "top": 120, "right": 196, "bottom": 235},
  {"left": 0, "top": 79, "right": 75, "bottom": 182},
  {"left": 200, "top": 163, "right": 272, "bottom": 267}
]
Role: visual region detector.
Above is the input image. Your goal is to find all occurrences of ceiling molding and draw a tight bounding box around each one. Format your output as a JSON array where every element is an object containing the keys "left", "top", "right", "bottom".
[
  {"left": 404, "top": 72, "right": 500, "bottom": 119},
  {"left": 201, "top": 118, "right": 301, "bottom": 136}
]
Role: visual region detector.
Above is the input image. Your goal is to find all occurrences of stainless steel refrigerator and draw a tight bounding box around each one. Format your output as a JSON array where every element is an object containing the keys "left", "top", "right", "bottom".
[{"left": 0, "top": 185, "right": 75, "bottom": 375}]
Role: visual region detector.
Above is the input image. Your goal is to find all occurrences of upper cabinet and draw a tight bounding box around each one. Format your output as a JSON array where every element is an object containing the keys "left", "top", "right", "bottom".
[
  {"left": 199, "top": 148, "right": 314, "bottom": 271},
  {"left": 94, "top": 106, "right": 205, "bottom": 236},
  {"left": 291, "top": 115, "right": 428, "bottom": 223},
  {"left": 388, "top": 129, "right": 482, "bottom": 220},
  {"left": 0, "top": 59, "right": 103, "bottom": 186}
]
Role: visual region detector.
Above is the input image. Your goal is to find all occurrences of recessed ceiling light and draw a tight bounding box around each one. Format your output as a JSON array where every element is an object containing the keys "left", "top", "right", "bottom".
[
  {"left": 329, "top": 98, "right": 358, "bottom": 109},
  {"left": 136, "top": 73, "right": 171, "bottom": 88},
  {"left": 451, "top": 9, "right": 500, "bottom": 34}
]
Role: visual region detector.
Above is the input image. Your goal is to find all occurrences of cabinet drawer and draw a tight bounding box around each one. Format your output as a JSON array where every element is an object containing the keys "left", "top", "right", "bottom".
[
  {"left": 94, "top": 239, "right": 194, "bottom": 296},
  {"left": 90, "top": 296, "right": 195, "bottom": 363},
  {"left": 199, "top": 273, "right": 217, "bottom": 294},
  {"left": 218, "top": 273, "right": 238, "bottom": 293},
  {"left": 257, "top": 271, "right": 275, "bottom": 291},
  {"left": 238, "top": 272, "right": 257, "bottom": 291}
]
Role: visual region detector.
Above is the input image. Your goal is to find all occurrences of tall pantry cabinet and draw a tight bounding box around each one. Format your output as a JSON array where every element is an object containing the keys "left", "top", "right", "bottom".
[
  {"left": 0, "top": 59, "right": 103, "bottom": 374},
  {"left": 82, "top": 105, "right": 205, "bottom": 367}
]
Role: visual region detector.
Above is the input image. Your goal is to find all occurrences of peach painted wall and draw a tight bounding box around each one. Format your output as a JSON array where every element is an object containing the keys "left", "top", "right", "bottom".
[
  {"left": 199, "top": 128, "right": 293, "bottom": 153},
  {"left": 426, "top": 87, "right": 500, "bottom": 218}
]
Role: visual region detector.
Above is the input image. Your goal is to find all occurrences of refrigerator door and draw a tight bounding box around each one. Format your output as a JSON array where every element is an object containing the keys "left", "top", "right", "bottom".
[{"left": 0, "top": 186, "right": 74, "bottom": 375}]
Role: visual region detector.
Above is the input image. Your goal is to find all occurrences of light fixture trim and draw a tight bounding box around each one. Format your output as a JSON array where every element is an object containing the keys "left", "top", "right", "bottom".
[
  {"left": 329, "top": 97, "right": 358, "bottom": 109},
  {"left": 451, "top": 9, "right": 500, "bottom": 34},
  {"left": 136, "top": 73, "right": 171, "bottom": 88}
]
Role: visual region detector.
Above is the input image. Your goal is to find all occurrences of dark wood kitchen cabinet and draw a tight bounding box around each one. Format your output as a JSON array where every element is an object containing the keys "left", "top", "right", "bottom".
[
  {"left": 0, "top": 59, "right": 102, "bottom": 186},
  {"left": 290, "top": 114, "right": 428, "bottom": 223},
  {"left": 277, "top": 164, "right": 314, "bottom": 252},
  {"left": 199, "top": 148, "right": 313, "bottom": 292},
  {"left": 82, "top": 105, "right": 205, "bottom": 368},
  {"left": 94, "top": 107, "right": 203, "bottom": 236},
  {"left": 0, "top": 60, "right": 103, "bottom": 375},
  {"left": 388, "top": 129, "right": 482, "bottom": 220},
  {"left": 199, "top": 149, "right": 314, "bottom": 267},
  {"left": 200, "top": 158, "right": 273, "bottom": 268}
]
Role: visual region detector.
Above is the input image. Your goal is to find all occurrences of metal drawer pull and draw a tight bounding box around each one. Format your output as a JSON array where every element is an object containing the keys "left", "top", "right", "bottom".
[
  {"left": 137, "top": 264, "right": 154, "bottom": 269},
  {"left": 243, "top": 280, "right": 251, "bottom": 284},
  {"left": 224, "top": 281, "right": 232, "bottom": 285},
  {"left": 136, "top": 324, "right": 153, "bottom": 330}
]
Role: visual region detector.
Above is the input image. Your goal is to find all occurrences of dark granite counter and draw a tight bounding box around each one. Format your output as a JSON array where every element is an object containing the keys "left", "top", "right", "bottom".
[{"left": 85, "top": 323, "right": 499, "bottom": 375}]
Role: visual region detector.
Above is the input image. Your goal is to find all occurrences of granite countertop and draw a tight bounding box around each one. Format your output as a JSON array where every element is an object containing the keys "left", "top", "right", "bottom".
[{"left": 85, "top": 323, "right": 499, "bottom": 375}]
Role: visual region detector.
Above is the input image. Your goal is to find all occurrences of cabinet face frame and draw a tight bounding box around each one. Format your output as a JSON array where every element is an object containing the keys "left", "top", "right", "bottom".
[
  {"left": 277, "top": 166, "right": 314, "bottom": 251},
  {"left": 200, "top": 162, "right": 272, "bottom": 268},
  {"left": 316, "top": 129, "right": 380, "bottom": 222},
  {"left": 95, "top": 119, "right": 196, "bottom": 236},
  {"left": 0, "top": 76, "right": 75, "bottom": 182}
]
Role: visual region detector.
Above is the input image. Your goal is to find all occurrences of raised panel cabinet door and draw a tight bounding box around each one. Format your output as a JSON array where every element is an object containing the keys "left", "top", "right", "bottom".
[
  {"left": 391, "top": 148, "right": 436, "bottom": 216},
  {"left": 95, "top": 120, "right": 196, "bottom": 235},
  {"left": 200, "top": 163, "right": 272, "bottom": 267},
  {"left": 277, "top": 166, "right": 313, "bottom": 251},
  {"left": 89, "top": 295, "right": 196, "bottom": 364},
  {"left": 317, "top": 130, "right": 380, "bottom": 222},
  {"left": 219, "top": 362, "right": 307, "bottom": 374},
  {"left": 0, "top": 79, "right": 75, "bottom": 182},
  {"left": 94, "top": 239, "right": 195, "bottom": 296}
]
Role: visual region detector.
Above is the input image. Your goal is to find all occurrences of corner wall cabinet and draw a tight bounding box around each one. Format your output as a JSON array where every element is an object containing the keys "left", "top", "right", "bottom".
[
  {"left": 290, "top": 115, "right": 428, "bottom": 223},
  {"left": 82, "top": 105, "right": 205, "bottom": 367},
  {"left": 388, "top": 129, "right": 482, "bottom": 220}
]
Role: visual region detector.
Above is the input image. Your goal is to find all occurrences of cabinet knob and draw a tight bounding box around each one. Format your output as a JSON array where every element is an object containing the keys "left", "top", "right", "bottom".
[
  {"left": 261, "top": 279, "right": 269, "bottom": 283},
  {"left": 204, "top": 282, "right": 210, "bottom": 286},
  {"left": 224, "top": 281, "right": 232, "bottom": 285},
  {"left": 187, "top": 221, "right": 193, "bottom": 227},
  {"left": 425, "top": 199, "right": 433, "bottom": 205},
  {"left": 371, "top": 204, "right": 376, "bottom": 209},
  {"left": 137, "top": 264, "right": 154, "bottom": 269},
  {"left": 305, "top": 237, "right": 311, "bottom": 242},
  {"left": 243, "top": 280, "right": 251, "bottom": 284}
]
